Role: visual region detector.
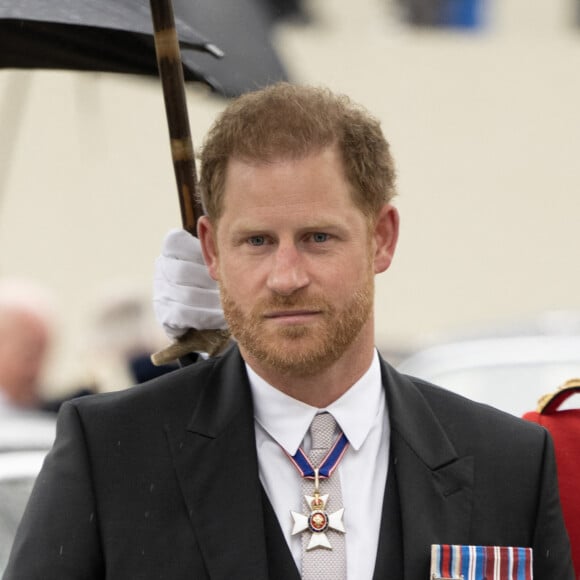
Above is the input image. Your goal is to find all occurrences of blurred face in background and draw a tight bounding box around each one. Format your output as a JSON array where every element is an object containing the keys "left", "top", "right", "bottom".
[{"left": 0, "top": 309, "right": 50, "bottom": 407}]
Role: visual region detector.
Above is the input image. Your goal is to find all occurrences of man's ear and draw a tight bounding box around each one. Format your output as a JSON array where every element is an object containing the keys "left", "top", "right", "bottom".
[
  {"left": 197, "top": 216, "right": 220, "bottom": 281},
  {"left": 373, "top": 204, "right": 399, "bottom": 274}
]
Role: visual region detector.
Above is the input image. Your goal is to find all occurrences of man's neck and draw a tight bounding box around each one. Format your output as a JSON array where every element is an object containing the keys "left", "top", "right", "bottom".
[{"left": 241, "top": 339, "right": 376, "bottom": 408}]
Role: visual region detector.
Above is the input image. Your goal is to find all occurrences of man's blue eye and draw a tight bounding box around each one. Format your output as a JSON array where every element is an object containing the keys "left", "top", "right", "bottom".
[
  {"left": 248, "top": 236, "right": 265, "bottom": 246},
  {"left": 312, "top": 233, "right": 329, "bottom": 243}
]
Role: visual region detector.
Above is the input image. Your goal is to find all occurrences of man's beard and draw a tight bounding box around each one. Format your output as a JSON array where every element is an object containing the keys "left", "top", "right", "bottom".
[{"left": 220, "top": 277, "right": 374, "bottom": 378}]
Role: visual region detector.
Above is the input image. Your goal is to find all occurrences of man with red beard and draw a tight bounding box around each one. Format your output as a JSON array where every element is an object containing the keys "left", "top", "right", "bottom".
[{"left": 5, "top": 84, "right": 573, "bottom": 580}]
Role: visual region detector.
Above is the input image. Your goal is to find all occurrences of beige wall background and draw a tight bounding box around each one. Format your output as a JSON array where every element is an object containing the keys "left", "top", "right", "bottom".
[{"left": 1, "top": 0, "right": 579, "bottom": 394}]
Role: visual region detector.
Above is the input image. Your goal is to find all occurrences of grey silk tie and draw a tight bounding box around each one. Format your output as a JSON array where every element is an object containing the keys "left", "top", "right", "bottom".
[{"left": 301, "top": 412, "right": 347, "bottom": 580}]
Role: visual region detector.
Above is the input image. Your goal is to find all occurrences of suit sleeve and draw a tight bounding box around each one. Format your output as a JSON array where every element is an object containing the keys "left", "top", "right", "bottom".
[
  {"left": 532, "top": 429, "right": 575, "bottom": 579},
  {"left": 3, "top": 402, "right": 105, "bottom": 579}
]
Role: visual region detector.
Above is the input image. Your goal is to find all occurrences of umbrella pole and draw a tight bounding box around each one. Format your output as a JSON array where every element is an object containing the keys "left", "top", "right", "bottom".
[
  {"left": 149, "top": 0, "right": 230, "bottom": 364},
  {"left": 149, "top": 0, "right": 202, "bottom": 234}
]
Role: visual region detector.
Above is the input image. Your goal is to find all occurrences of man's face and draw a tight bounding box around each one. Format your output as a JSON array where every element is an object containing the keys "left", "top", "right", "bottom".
[{"left": 199, "top": 146, "right": 397, "bottom": 378}]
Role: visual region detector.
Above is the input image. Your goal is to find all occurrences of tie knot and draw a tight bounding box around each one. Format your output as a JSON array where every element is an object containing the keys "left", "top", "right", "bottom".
[{"left": 309, "top": 412, "right": 338, "bottom": 452}]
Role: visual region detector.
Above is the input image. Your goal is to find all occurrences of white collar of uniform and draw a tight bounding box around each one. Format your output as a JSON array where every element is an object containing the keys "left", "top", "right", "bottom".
[{"left": 247, "top": 349, "right": 384, "bottom": 455}]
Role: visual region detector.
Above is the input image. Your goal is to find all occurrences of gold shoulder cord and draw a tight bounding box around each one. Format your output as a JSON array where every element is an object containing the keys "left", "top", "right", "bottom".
[{"left": 536, "top": 378, "right": 580, "bottom": 413}]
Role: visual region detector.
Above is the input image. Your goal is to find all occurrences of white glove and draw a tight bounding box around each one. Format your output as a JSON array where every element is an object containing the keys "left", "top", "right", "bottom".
[{"left": 153, "top": 228, "right": 227, "bottom": 339}]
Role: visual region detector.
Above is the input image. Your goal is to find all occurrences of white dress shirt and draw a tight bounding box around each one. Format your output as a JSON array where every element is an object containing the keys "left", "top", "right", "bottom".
[{"left": 247, "top": 349, "right": 390, "bottom": 580}]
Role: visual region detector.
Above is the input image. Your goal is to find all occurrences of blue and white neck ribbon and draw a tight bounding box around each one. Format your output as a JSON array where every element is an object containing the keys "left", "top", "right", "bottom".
[{"left": 286, "top": 432, "right": 349, "bottom": 479}]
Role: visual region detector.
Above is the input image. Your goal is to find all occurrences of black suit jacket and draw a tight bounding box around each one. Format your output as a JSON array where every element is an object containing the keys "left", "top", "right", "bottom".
[{"left": 4, "top": 346, "right": 573, "bottom": 579}]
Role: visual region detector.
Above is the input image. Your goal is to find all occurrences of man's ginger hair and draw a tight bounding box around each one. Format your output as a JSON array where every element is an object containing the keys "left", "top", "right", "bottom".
[{"left": 199, "top": 83, "right": 397, "bottom": 222}]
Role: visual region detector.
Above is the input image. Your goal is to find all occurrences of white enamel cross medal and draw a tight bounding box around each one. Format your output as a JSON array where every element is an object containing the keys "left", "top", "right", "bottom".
[{"left": 290, "top": 468, "right": 345, "bottom": 550}]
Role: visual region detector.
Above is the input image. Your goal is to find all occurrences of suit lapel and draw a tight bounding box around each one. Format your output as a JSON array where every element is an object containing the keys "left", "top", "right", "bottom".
[
  {"left": 380, "top": 360, "right": 474, "bottom": 580},
  {"left": 373, "top": 456, "right": 403, "bottom": 580},
  {"left": 166, "top": 348, "right": 270, "bottom": 580}
]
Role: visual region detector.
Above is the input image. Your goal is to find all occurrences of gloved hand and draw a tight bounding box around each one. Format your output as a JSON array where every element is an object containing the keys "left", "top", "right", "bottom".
[{"left": 153, "top": 229, "right": 227, "bottom": 339}]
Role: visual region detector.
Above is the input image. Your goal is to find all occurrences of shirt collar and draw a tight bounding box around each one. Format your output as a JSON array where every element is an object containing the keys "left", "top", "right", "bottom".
[{"left": 247, "top": 349, "right": 384, "bottom": 455}]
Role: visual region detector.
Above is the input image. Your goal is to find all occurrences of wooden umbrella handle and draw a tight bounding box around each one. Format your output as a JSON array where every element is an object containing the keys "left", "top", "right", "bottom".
[
  {"left": 149, "top": 0, "right": 203, "bottom": 234},
  {"left": 149, "top": 0, "right": 230, "bottom": 364}
]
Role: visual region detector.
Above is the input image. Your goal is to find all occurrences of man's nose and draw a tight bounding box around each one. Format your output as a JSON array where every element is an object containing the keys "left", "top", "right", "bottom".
[{"left": 266, "top": 244, "right": 310, "bottom": 296}]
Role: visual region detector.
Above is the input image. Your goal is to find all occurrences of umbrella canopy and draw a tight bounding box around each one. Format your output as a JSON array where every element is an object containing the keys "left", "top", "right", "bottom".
[
  {"left": 0, "top": 0, "right": 222, "bottom": 91},
  {"left": 0, "top": 0, "right": 291, "bottom": 97}
]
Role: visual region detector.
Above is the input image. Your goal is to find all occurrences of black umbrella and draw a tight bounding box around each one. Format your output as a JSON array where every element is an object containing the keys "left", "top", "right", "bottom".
[
  {"left": 0, "top": 0, "right": 222, "bottom": 91},
  {"left": 0, "top": 0, "right": 292, "bottom": 97}
]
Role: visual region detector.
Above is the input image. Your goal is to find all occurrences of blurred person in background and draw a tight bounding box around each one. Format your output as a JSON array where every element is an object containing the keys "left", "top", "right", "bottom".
[
  {"left": 0, "top": 278, "right": 97, "bottom": 416},
  {"left": 0, "top": 279, "right": 54, "bottom": 415},
  {"left": 85, "top": 284, "right": 178, "bottom": 390}
]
